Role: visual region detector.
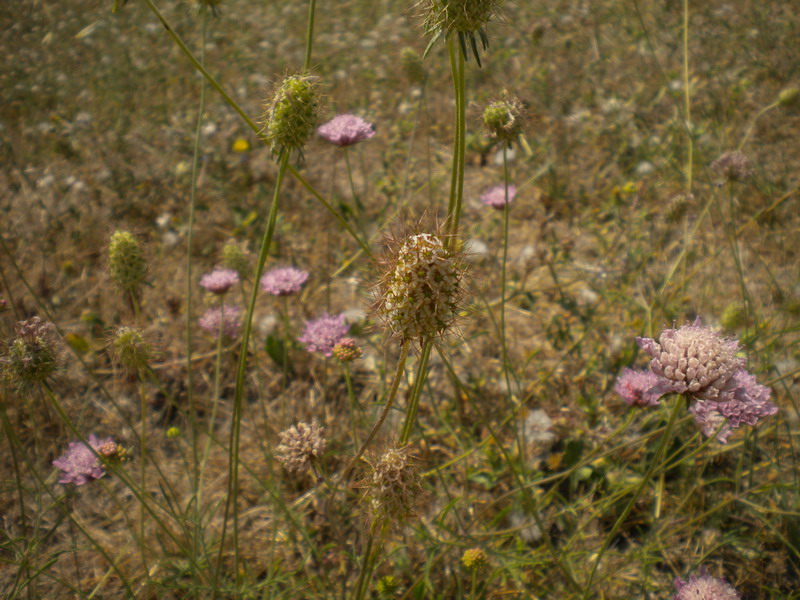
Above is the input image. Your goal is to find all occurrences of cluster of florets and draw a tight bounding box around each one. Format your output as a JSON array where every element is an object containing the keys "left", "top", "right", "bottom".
[
  {"left": 112, "top": 327, "right": 152, "bottom": 371},
  {"left": 332, "top": 338, "right": 363, "bottom": 363},
  {"left": 298, "top": 313, "right": 349, "bottom": 357},
  {"left": 636, "top": 317, "right": 778, "bottom": 442},
  {"left": 376, "top": 575, "right": 401, "bottom": 598},
  {"left": 673, "top": 569, "right": 741, "bottom": 600},
  {"left": 198, "top": 304, "right": 242, "bottom": 338},
  {"left": 2, "top": 317, "right": 58, "bottom": 390},
  {"left": 378, "top": 233, "right": 463, "bottom": 343},
  {"left": 263, "top": 75, "right": 319, "bottom": 156},
  {"left": 317, "top": 114, "right": 375, "bottom": 147},
  {"left": 108, "top": 230, "right": 147, "bottom": 297},
  {"left": 367, "top": 445, "right": 423, "bottom": 521},
  {"left": 461, "top": 547, "right": 489, "bottom": 572},
  {"left": 52, "top": 433, "right": 126, "bottom": 486},
  {"left": 199, "top": 268, "right": 239, "bottom": 295},
  {"left": 711, "top": 150, "right": 753, "bottom": 184},
  {"left": 276, "top": 422, "right": 327, "bottom": 474},
  {"left": 261, "top": 266, "right": 309, "bottom": 297},
  {"left": 614, "top": 368, "right": 661, "bottom": 407},
  {"left": 483, "top": 96, "right": 526, "bottom": 146}
]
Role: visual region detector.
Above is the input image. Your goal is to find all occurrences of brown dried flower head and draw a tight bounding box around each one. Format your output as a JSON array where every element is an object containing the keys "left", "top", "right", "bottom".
[
  {"left": 276, "top": 422, "right": 326, "bottom": 474},
  {"left": 711, "top": 150, "right": 753, "bottom": 184},
  {"left": 367, "top": 445, "right": 423, "bottom": 522}
]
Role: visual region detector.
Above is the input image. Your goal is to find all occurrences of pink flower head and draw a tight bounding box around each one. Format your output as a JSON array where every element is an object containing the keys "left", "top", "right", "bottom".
[
  {"left": 719, "top": 370, "right": 778, "bottom": 428},
  {"left": 674, "top": 568, "right": 740, "bottom": 600},
  {"left": 198, "top": 304, "right": 242, "bottom": 338},
  {"left": 317, "top": 114, "right": 376, "bottom": 147},
  {"left": 298, "top": 313, "right": 349, "bottom": 357},
  {"left": 260, "top": 267, "right": 309, "bottom": 297},
  {"left": 52, "top": 433, "right": 114, "bottom": 486},
  {"left": 480, "top": 184, "right": 517, "bottom": 209},
  {"left": 199, "top": 268, "right": 239, "bottom": 295},
  {"left": 614, "top": 368, "right": 661, "bottom": 407}
]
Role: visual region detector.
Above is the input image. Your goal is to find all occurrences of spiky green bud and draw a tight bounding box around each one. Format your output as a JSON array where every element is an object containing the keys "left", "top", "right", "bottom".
[
  {"left": 263, "top": 75, "right": 319, "bottom": 156},
  {"left": 112, "top": 327, "right": 152, "bottom": 371},
  {"left": 108, "top": 231, "right": 147, "bottom": 297},
  {"left": 483, "top": 95, "right": 525, "bottom": 146}
]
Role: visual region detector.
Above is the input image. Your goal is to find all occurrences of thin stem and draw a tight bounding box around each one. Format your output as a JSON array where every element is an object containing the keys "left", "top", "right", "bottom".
[
  {"left": 303, "top": 0, "right": 316, "bottom": 72},
  {"left": 682, "top": 0, "right": 693, "bottom": 192},
  {"left": 499, "top": 145, "right": 512, "bottom": 400},
  {"left": 580, "top": 396, "right": 684, "bottom": 598},
  {"left": 445, "top": 36, "right": 467, "bottom": 246},
  {"left": 343, "top": 362, "right": 360, "bottom": 449},
  {"left": 343, "top": 147, "right": 365, "bottom": 235},
  {"left": 217, "top": 152, "right": 289, "bottom": 589},
  {"left": 399, "top": 338, "right": 432, "bottom": 445},
  {"left": 138, "top": 371, "right": 149, "bottom": 574},
  {"left": 352, "top": 521, "right": 378, "bottom": 600},
  {"left": 199, "top": 297, "right": 226, "bottom": 494}
]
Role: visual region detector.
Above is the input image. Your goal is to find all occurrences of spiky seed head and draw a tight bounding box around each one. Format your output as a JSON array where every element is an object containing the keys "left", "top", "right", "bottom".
[
  {"left": 367, "top": 445, "right": 423, "bottom": 522},
  {"left": 711, "top": 150, "right": 754, "bottom": 183},
  {"left": 221, "top": 240, "right": 250, "bottom": 277},
  {"left": 483, "top": 95, "right": 526, "bottom": 146},
  {"left": 376, "top": 575, "right": 401, "bottom": 598},
  {"left": 461, "top": 547, "right": 488, "bottom": 572},
  {"left": 332, "top": 338, "right": 363, "bottom": 363},
  {"left": 378, "top": 232, "right": 464, "bottom": 343},
  {"left": 400, "top": 47, "right": 427, "bottom": 85},
  {"left": 108, "top": 231, "right": 147, "bottom": 297},
  {"left": 276, "top": 422, "right": 327, "bottom": 474},
  {"left": 2, "top": 317, "right": 59, "bottom": 391},
  {"left": 112, "top": 327, "right": 152, "bottom": 371},
  {"left": 421, "top": 0, "right": 504, "bottom": 36},
  {"left": 263, "top": 75, "right": 320, "bottom": 156},
  {"left": 777, "top": 87, "right": 800, "bottom": 108}
]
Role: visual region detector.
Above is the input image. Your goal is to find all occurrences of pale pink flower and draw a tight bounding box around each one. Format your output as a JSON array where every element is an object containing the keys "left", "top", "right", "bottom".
[
  {"left": 198, "top": 304, "right": 241, "bottom": 338},
  {"left": 298, "top": 313, "right": 349, "bottom": 357},
  {"left": 614, "top": 368, "right": 660, "bottom": 407},
  {"left": 52, "top": 434, "right": 114, "bottom": 486},
  {"left": 674, "top": 569, "right": 740, "bottom": 600},
  {"left": 317, "top": 114, "right": 376, "bottom": 147},
  {"left": 199, "top": 268, "right": 239, "bottom": 295},
  {"left": 260, "top": 267, "right": 309, "bottom": 296},
  {"left": 480, "top": 184, "right": 517, "bottom": 209}
]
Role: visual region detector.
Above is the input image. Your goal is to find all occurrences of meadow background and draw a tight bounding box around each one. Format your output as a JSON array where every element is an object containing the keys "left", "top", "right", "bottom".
[{"left": 1, "top": 0, "right": 799, "bottom": 598}]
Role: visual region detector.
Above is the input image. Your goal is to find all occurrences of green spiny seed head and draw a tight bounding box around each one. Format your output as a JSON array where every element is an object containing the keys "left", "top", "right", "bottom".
[
  {"left": 112, "top": 327, "right": 152, "bottom": 371},
  {"left": 221, "top": 240, "right": 249, "bottom": 277},
  {"left": 720, "top": 303, "right": 747, "bottom": 331},
  {"left": 400, "top": 47, "right": 427, "bottom": 85},
  {"left": 483, "top": 95, "right": 525, "bottom": 146},
  {"left": 108, "top": 231, "right": 147, "bottom": 296},
  {"left": 166, "top": 426, "right": 181, "bottom": 439},
  {"left": 263, "top": 75, "right": 319, "bottom": 155},
  {"left": 777, "top": 87, "right": 800, "bottom": 108},
  {"left": 376, "top": 575, "right": 401, "bottom": 598},
  {"left": 422, "top": 0, "right": 504, "bottom": 36},
  {"left": 2, "top": 317, "right": 58, "bottom": 391},
  {"left": 461, "top": 547, "right": 488, "bottom": 572},
  {"left": 378, "top": 232, "right": 464, "bottom": 343}
]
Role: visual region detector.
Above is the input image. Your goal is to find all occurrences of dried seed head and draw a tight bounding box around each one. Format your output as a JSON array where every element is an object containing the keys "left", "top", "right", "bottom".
[
  {"left": 367, "top": 445, "right": 423, "bottom": 521},
  {"left": 378, "top": 232, "right": 464, "bottom": 343},
  {"left": 461, "top": 547, "right": 488, "bottom": 572},
  {"left": 711, "top": 150, "right": 754, "bottom": 184},
  {"left": 665, "top": 193, "right": 693, "bottom": 223},
  {"left": 108, "top": 231, "right": 147, "bottom": 297},
  {"left": 421, "top": 0, "right": 504, "bottom": 36},
  {"left": 221, "top": 240, "right": 250, "bottom": 277},
  {"left": 112, "top": 327, "right": 152, "bottom": 371},
  {"left": 276, "top": 422, "right": 327, "bottom": 474},
  {"left": 2, "top": 317, "right": 58, "bottom": 391},
  {"left": 483, "top": 95, "right": 526, "bottom": 146},
  {"left": 400, "top": 47, "right": 427, "bottom": 85},
  {"left": 263, "top": 75, "right": 320, "bottom": 156}
]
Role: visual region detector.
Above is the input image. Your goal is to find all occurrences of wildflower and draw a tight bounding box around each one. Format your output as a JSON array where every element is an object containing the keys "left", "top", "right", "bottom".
[
  {"left": 260, "top": 266, "right": 309, "bottom": 297},
  {"left": 421, "top": 0, "right": 505, "bottom": 64},
  {"left": 199, "top": 268, "right": 239, "bottom": 295},
  {"left": 231, "top": 137, "right": 250, "bottom": 153},
  {"left": 221, "top": 240, "right": 250, "bottom": 277},
  {"left": 166, "top": 426, "right": 181, "bottom": 439},
  {"left": 377, "top": 232, "right": 464, "bottom": 343},
  {"left": 461, "top": 547, "right": 488, "bottom": 572},
  {"left": 480, "top": 184, "right": 517, "bottom": 209},
  {"left": 2, "top": 317, "right": 58, "bottom": 390},
  {"left": 112, "top": 327, "right": 152, "bottom": 371},
  {"left": 332, "top": 338, "right": 363, "bottom": 362},
  {"left": 317, "top": 114, "right": 376, "bottom": 147},
  {"left": 400, "top": 47, "right": 427, "bottom": 85},
  {"left": 276, "top": 422, "right": 326, "bottom": 474},
  {"left": 711, "top": 150, "right": 753, "bottom": 184},
  {"left": 614, "top": 368, "right": 661, "bottom": 407},
  {"left": 198, "top": 304, "right": 242, "bottom": 338},
  {"left": 367, "top": 445, "right": 423, "bottom": 521},
  {"left": 298, "top": 313, "right": 349, "bottom": 357},
  {"left": 52, "top": 433, "right": 118, "bottom": 486},
  {"left": 718, "top": 370, "right": 778, "bottom": 428},
  {"left": 108, "top": 230, "right": 147, "bottom": 297},
  {"left": 674, "top": 569, "right": 741, "bottom": 600},
  {"left": 483, "top": 95, "right": 526, "bottom": 146},
  {"left": 263, "top": 74, "right": 319, "bottom": 156}
]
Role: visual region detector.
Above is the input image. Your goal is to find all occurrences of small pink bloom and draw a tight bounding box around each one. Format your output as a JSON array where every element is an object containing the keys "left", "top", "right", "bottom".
[
  {"left": 199, "top": 269, "right": 239, "bottom": 295},
  {"left": 317, "top": 114, "right": 376, "bottom": 147},
  {"left": 480, "top": 184, "right": 517, "bottom": 209},
  {"left": 52, "top": 434, "right": 114, "bottom": 486},
  {"left": 198, "top": 304, "right": 242, "bottom": 338},
  {"left": 298, "top": 313, "right": 349, "bottom": 357},
  {"left": 261, "top": 267, "right": 309, "bottom": 296}
]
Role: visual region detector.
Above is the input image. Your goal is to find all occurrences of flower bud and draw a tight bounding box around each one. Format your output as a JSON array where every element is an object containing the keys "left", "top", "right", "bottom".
[
  {"left": 263, "top": 75, "right": 320, "bottom": 156},
  {"left": 108, "top": 231, "right": 147, "bottom": 297},
  {"left": 483, "top": 95, "right": 525, "bottom": 146},
  {"left": 777, "top": 87, "right": 800, "bottom": 108},
  {"left": 112, "top": 327, "right": 152, "bottom": 371},
  {"left": 461, "top": 547, "right": 488, "bottom": 572},
  {"left": 400, "top": 47, "right": 427, "bottom": 85},
  {"left": 332, "top": 338, "right": 363, "bottom": 363}
]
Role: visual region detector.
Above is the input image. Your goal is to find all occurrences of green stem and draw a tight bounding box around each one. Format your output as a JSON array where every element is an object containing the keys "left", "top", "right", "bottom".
[
  {"left": 352, "top": 521, "right": 378, "bottom": 600},
  {"left": 281, "top": 296, "right": 291, "bottom": 387},
  {"left": 399, "top": 338, "right": 433, "bottom": 445},
  {"left": 580, "top": 396, "right": 684, "bottom": 598},
  {"left": 303, "top": 0, "right": 316, "bottom": 72},
  {"left": 198, "top": 297, "right": 226, "bottom": 495},
  {"left": 138, "top": 372, "right": 148, "bottom": 574},
  {"left": 499, "top": 145, "right": 512, "bottom": 400},
  {"left": 445, "top": 36, "right": 467, "bottom": 246},
  {"left": 344, "top": 362, "right": 360, "bottom": 449},
  {"left": 682, "top": 0, "right": 693, "bottom": 192},
  {"left": 343, "top": 148, "right": 365, "bottom": 235}
]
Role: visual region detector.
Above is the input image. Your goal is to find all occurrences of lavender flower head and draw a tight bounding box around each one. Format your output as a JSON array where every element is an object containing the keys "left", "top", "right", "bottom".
[
  {"left": 198, "top": 304, "right": 242, "bottom": 338},
  {"left": 199, "top": 268, "right": 239, "bottom": 295},
  {"left": 260, "top": 267, "right": 309, "bottom": 297},
  {"left": 480, "top": 184, "right": 517, "bottom": 209},
  {"left": 317, "top": 114, "right": 376, "bottom": 147},
  {"left": 298, "top": 313, "right": 349, "bottom": 357},
  {"left": 674, "top": 569, "right": 740, "bottom": 600},
  {"left": 614, "top": 368, "right": 661, "bottom": 407},
  {"left": 52, "top": 433, "right": 116, "bottom": 486}
]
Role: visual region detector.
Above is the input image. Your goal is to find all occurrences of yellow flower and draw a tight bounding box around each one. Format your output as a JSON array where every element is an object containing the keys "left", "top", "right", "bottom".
[{"left": 231, "top": 137, "right": 250, "bottom": 153}]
